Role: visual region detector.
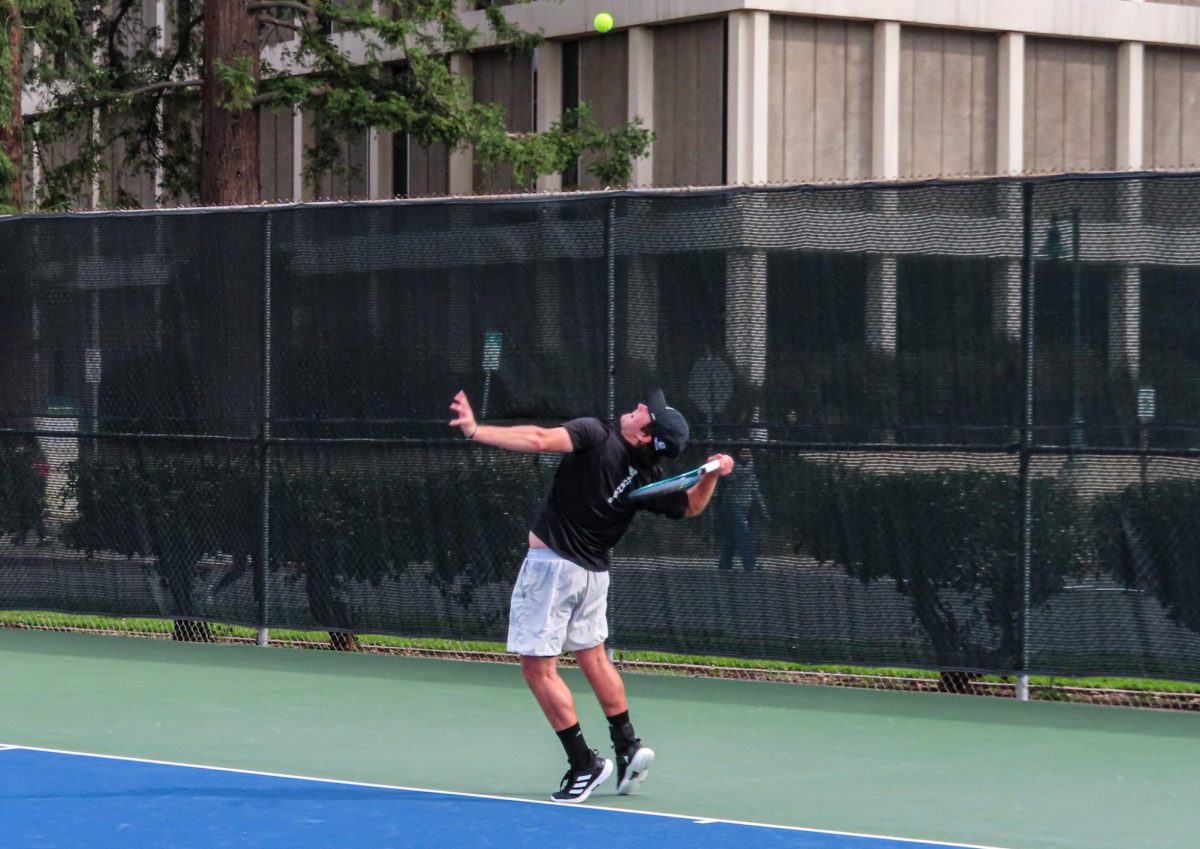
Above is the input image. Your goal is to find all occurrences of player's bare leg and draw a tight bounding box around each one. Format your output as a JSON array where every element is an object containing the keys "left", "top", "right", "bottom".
[
  {"left": 522, "top": 655, "right": 612, "bottom": 802},
  {"left": 575, "top": 644, "right": 654, "bottom": 795},
  {"left": 574, "top": 644, "right": 626, "bottom": 715},
  {"left": 520, "top": 655, "right": 579, "bottom": 729}
]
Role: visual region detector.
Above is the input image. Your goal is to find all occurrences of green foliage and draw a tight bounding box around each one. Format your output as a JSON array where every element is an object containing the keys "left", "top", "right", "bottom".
[
  {"left": 59, "top": 444, "right": 551, "bottom": 627},
  {"left": 15, "top": 0, "right": 653, "bottom": 208},
  {"left": 0, "top": 1, "right": 15, "bottom": 127},
  {"left": 1095, "top": 478, "right": 1200, "bottom": 636},
  {"left": 60, "top": 447, "right": 262, "bottom": 618},
  {"left": 472, "top": 102, "right": 653, "bottom": 188},
  {"left": 0, "top": 435, "right": 47, "bottom": 536},
  {"left": 213, "top": 57, "right": 257, "bottom": 110},
  {"left": 2, "top": 0, "right": 18, "bottom": 207},
  {"left": 779, "top": 459, "right": 1088, "bottom": 671}
]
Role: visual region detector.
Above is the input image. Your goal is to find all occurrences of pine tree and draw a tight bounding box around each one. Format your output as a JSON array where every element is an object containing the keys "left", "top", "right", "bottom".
[{"left": 13, "top": 0, "right": 652, "bottom": 209}]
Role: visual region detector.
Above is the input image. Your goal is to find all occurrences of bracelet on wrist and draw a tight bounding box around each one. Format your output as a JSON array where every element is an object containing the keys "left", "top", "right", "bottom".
[{"left": 466, "top": 424, "right": 478, "bottom": 439}]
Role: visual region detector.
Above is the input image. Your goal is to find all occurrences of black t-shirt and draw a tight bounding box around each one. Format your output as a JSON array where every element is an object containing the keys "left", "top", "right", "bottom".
[{"left": 529, "top": 418, "right": 689, "bottom": 571}]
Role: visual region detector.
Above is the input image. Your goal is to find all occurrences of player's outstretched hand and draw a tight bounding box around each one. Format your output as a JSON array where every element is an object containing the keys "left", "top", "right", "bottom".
[
  {"left": 449, "top": 390, "right": 478, "bottom": 438},
  {"left": 709, "top": 453, "right": 735, "bottom": 476}
]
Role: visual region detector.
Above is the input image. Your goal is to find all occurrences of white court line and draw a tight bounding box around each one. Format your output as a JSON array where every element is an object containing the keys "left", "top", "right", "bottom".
[{"left": 2, "top": 743, "right": 1014, "bottom": 849}]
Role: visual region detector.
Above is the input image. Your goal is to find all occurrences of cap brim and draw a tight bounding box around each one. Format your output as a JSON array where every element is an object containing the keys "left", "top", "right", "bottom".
[{"left": 647, "top": 388, "right": 668, "bottom": 417}]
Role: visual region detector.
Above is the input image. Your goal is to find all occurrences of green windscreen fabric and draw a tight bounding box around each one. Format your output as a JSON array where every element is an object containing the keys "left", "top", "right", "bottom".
[{"left": 2, "top": 174, "right": 1199, "bottom": 681}]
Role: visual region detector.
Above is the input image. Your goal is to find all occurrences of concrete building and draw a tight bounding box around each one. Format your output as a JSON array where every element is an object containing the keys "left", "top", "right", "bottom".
[
  {"left": 12, "top": 0, "right": 1200, "bottom": 440},
  {"left": 280, "top": 0, "right": 1200, "bottom": 198},
  {"left": 19, "top": 0, "right": 1200, "bottom": 204}
]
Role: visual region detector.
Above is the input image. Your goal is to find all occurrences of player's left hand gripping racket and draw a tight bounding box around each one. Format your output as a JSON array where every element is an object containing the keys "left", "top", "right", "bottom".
[{"left": 627, "top": 460, "right": 721, "bottom": 501}]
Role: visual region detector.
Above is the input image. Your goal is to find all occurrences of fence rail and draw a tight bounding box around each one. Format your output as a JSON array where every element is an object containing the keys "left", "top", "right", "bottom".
[{"left": 3, "top": 172, "right": 1200, "bottom": 684}]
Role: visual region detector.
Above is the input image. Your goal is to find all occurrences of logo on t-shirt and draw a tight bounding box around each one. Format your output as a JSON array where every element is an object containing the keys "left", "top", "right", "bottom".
[{"left": 607, "top": 465, "right": 639, "bottom": 504}]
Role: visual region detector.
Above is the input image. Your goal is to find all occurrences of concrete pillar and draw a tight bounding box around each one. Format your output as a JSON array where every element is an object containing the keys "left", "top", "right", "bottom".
[
  {"left": 1109, "top": 266, "right": 1141, "bottom": 382},
  {"left": 1115, "top": 39, "right": 1143, "bottom": 381},
  {"left": 535, "top": 261, "right": 565, "bottom": 355},
  {"left": 726, "top": 250, "right": 768, "bottom": 386},
  {"left": 726, "top": 11, "right": 770, "bottom": 185},
  {"left": 90, "top": 108, "right": 102, "bottom": 209},
  {"left": 995, "top": 33, "right": 1026, "bottom": 344},
  {"left": 993, "top": 261, "right": 1022, "bottom": 341},
  {"left": 448, "top": 53, "right": 475, "bottom": 196},
  {"left": 627, "top": 26, "right": 654, "bottom": 188},
  {"left": 291, "top": 108, "right": 304, "bottom": 202},
  {"left": 535, "top": 42, "right": 564, "bottom": 193},
  {"left": 870, "top": 23, "right": 900, "bottom": 357},
  {"left": 35, "top": 410, "right": 80, "bottom": 526},
  {"left": 998, "top": 33, "right": 1025, "bottom": 176},
  {"left": 867, "top": 255, "right": 897, "bottom": 355},
  {"left": 1117, "top": 42, "right": 1145, "bottom": 172},
  {"left": 367, "top": 127, "right": 391, "bottom": 199},
  {"left": 872, "top": 21, "right": 900, "bottom": 181},
  {"left": 154, "top": 0, "right": 167, "bottom": 205},
  {"left": 625, "top": 253, "right": 659, "bottom": 365}
]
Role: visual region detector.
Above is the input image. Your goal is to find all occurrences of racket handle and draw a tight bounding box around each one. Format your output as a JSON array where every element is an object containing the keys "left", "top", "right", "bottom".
[{"left": 701, "top": 459, "right": 721, "bottom": 474}]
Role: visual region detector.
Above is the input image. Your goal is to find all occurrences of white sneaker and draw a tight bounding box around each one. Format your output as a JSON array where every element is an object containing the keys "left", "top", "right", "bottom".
[
  {"left": 550, "top": 753, "right": 613, "bottom": 803},
  {"left": 615, "top": 741, "right": 654, "bottom": 795}
]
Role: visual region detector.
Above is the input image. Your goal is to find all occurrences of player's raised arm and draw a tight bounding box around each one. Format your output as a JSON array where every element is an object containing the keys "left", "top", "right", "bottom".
[
  {"left": 683, "top": 453, "right": 735, "bottom": 517},
  {"left": 449, "top": 390, "right": 573, "bottom": 453}
]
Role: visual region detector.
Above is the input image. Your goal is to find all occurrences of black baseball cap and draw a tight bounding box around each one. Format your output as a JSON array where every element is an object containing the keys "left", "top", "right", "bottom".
[{"left": 647, "top": 389, "right": 689, "bottom": 459}]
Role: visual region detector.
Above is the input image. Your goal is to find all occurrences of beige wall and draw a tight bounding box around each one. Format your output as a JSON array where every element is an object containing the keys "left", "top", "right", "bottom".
[
  {"left": 102, "top": 112, "right": 157, "bottom": 209},
  {"left": 578, "top": 33, "right": 630, "bottom": 190},
  {"left": 21, "top": 152, "right": 37, "bottom": 207},
  {"left": 899, "top": 27, "right": 997, "bottom": 178},
  {"left": 407, "top": 141, "right": 450, "bottom": 197},
  {"left": 259, "top": 106, "right": 295, "bottom": 203},
  {"left": 1144, "top": 46, "right": 1200, "bottom": 169},
  {"left": 33, "top": 131, "right": 93, "bottom": 209},
  {"left": 472, "top": 48, "right": 535, "bottom": 194},
  {"left": 160, "top": 100, "right": 197, "bottom": 207},
  {"left": 653, "top": 18, "right": 726, "bottom": 187},
  {"left": 1024, "top": 37, "right": 1118, "bottom": 173},
  {"left": 768, "top": 16, "right": 873, "bottom": 183},
  {"left": 300, "top": 112, "right": 369, "bottom": 201}
]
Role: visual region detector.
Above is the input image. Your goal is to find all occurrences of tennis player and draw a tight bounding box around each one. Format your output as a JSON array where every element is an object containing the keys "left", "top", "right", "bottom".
[{"left": 449, "top": 388, "right": 733, "bottom": 803}]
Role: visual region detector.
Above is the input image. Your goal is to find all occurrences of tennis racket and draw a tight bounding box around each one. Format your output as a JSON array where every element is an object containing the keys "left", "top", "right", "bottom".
[{"left": 628, "top": 459, "right": 720, "bottom": 501}]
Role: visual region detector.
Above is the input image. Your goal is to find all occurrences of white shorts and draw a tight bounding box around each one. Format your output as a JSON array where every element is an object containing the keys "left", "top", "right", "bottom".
[{"left": 507, "top": 548, "right": 610, "bottom": 657}]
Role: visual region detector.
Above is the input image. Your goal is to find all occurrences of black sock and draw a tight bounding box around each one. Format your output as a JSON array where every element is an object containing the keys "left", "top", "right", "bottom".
[
  {"left": 606, "top": 710, "right": 630, "bottom": 729},
  {"left": 556, "top": 723, "right": 593, "bottom": 770},
  {"left": 606, "top": 711, "right": 636, "bottom": 751}
]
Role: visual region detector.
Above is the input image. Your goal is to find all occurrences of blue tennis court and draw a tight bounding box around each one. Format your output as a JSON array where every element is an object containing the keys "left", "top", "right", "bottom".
[
  {"left": 2, "top": 745, "right": 1002, "bottom": 849},
  {"left": 4, "top": 631, "right": 1197, "bottom": 849}
]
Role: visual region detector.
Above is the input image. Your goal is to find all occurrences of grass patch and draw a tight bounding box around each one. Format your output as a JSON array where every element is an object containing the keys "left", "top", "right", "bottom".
[{"left": 2, "top": 610, "right": 1198, "bottom": 697}]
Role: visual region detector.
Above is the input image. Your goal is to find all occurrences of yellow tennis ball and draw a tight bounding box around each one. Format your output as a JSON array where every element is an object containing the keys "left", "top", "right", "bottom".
[{"left": 594, "top": 12, "right": 614, "bottom": 33}]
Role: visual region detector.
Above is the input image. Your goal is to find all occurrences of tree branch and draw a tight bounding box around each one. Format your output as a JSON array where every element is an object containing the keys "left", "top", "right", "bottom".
[
  {"left": 125, "top": 79, "right": 204, "bottom": 99},
  {"left": 246, "top": 1, "right": 312, "bottom": 17},
  {"left": 24, "top": 79, "right": 204, "bottom": 122},
  {"left": 250, "top": 84, "right": 327, "bottom": 106},
  {"left": 247, "top": 0, "right": 360, "bottom": 27},
  {"left": 106, "top": 0, "right": 136, "bottom": 76},
  {"left": 258, "top": 15, "right": 302, "bottom": 32}
]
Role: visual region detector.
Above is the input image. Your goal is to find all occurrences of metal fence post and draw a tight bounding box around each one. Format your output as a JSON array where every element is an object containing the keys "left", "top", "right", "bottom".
[
  {"left": 1016, "top": 181, "right": 1035, "bottom": 701},
  {"left": 258, "top": 214, "right": 273, "bottom": 647},
  {"left": 606, "top": 197, "right": 617, "bottom": 421}
]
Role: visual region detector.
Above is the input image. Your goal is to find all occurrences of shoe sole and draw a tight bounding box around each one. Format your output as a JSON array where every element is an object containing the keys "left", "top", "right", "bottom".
[
  {"left": 617, "top": 746, "right": 654, "bottom": 795},
  {"left": 550, "top": 757, "right": 613, "bottom": 804}
]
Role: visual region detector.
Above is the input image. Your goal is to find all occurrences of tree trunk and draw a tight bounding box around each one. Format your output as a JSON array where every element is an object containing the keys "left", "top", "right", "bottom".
[
  {"left": 2, "top": 7, "right": 22, "bottom": 208},
  {"left": 200, "top": 0, "right": 259, "bottom": 205},
  {"left": 937, "top": 671, "right": 981, "bottom": 695},
  {"left": 329, "top": 631, "right": 359, "bottom": 652}
]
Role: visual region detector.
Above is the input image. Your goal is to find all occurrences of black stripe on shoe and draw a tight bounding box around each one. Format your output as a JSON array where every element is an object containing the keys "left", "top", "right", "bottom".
[{"left": 550, "top": 755, "right": 613, "bottom": 803}]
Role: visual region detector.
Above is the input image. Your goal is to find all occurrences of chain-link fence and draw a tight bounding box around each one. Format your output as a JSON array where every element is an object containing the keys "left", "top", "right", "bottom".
[{"left": 2, "top": 174, "right": 1200, "bottom": 693}]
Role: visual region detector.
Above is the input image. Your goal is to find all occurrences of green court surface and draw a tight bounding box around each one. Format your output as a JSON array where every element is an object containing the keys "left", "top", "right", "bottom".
[{"left": 2, "top": 628, "right": 1196, "bottom": 849}]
